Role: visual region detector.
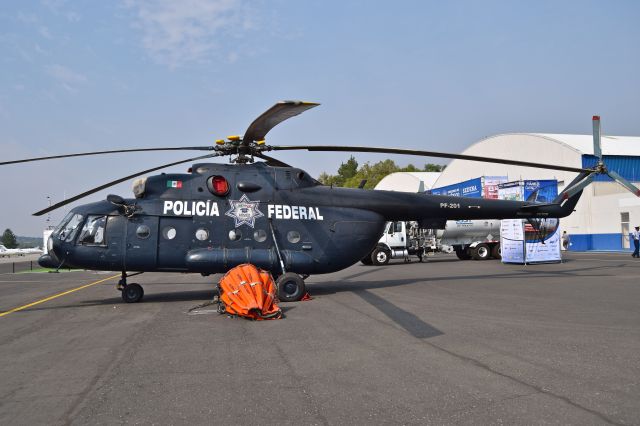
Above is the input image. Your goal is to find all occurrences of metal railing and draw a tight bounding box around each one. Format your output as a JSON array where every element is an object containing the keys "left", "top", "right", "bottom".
[{"left": 0, "top": 261, "right": 37, "bottom": 274}]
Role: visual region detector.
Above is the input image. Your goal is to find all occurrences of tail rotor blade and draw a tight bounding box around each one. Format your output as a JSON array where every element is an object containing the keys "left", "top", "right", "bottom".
[
  {"left": 607, "top": 170, "right": 640, "bottom": 197},
  {"left": 592, "top": 116, "right": 602, "bottom": 159},
  {"left": 558, "top": 173, "right": 595, "bottom": 200}
]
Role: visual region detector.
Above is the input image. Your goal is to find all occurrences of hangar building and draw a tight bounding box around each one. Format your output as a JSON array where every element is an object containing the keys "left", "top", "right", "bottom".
[
  {"left": 433, "top": 133, "right": 640, "bottom": 251},
  {"left": 375, "top": 172, "right": 441, "bottom": 193}
]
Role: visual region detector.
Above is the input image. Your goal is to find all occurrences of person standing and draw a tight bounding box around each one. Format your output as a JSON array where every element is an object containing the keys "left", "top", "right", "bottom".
[
  {"left": 632, "top": 226, "right": 640, "bottom": 258},
  {"left": 561, "top": 231, "right": 570, "bottom": 251}
]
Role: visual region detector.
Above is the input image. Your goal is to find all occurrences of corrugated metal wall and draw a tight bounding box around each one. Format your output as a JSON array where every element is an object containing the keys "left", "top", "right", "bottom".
[{"left": 582, "top": 155, "right": 640, "bottom": 182}]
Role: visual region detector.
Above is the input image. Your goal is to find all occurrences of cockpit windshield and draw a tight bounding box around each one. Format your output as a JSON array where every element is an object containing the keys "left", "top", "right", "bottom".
[{"left": 56, "top": 213, "right": 84, "bottom": 242}]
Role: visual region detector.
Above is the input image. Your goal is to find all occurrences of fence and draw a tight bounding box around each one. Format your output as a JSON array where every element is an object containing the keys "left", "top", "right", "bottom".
[{"left": 0, "top": 261, "right": 38, "bottom": 274}]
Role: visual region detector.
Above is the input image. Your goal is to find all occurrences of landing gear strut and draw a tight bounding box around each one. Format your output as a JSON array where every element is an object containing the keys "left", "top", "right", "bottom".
[{"left": 118, "top": 271, "right": 145, "bottom": 303}]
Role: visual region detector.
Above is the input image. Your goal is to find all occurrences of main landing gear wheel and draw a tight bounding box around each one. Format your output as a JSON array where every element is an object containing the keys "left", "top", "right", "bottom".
[
  {"left": 276, "top": 273, "right": 306, "bottom": 302},
  {"left": 121, "top": 283, "right": 144, "bottom": 303},
  {"left": 371, "top": 247, "right": 390, "bottom": 266}
]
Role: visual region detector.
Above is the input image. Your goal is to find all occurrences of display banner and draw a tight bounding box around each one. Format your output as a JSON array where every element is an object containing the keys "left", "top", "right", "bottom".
[
  {"left": 482, "top": 176, "right": 508, "bottom": 199},
  {"left": 500, "top": 219, "right": 525, "bottom": 264},
  {"left": 524, "top": 218, "right": 561, "bottom": 263},
  {"left": 523, "top": 180, "right": 558, "bottom": 203},
  {"left": 497, "top": 181, "right": 524, "bottom": 201},
  {"left": 498, "top": 179, "right": 561, "bottom": 264},
  {"left": 430, "top": 177, "right": 483, "bottom": 198}
]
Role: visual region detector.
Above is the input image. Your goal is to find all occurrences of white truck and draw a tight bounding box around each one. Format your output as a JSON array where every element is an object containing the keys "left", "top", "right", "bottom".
[
  {"left": 361, "top": 221, "right": 432, "bottom": 265},
  {"left": 362, "top": 219, "right": 501, "bottom": 265}
]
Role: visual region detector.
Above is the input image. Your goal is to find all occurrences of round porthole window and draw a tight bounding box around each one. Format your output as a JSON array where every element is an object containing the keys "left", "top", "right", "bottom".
[
  {"left": 136, "top": 225, "right": 151, "bottom": 239},
  {"left": 162, "top": 227, "right": 176, "bottom": 240},
  {"left": 253, "top": 229, "right": 267, "bottom": 242},
  {"left": 287, "top": 230, "right": 301, "bottom": 244},
  {"left": 229, "top": 229, "right": 242, "bottom": 241},
  {"left": 195, "top": 228, "right": 209, "bottom": 241}
]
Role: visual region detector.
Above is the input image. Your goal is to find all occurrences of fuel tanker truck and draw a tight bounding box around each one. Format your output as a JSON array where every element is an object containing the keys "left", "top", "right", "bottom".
[
  {"left": 436, "top": 219, "right": 501, "bottom": 260},
  {"left": 361, "top": 219, "right": 501, "bottom": 265}
]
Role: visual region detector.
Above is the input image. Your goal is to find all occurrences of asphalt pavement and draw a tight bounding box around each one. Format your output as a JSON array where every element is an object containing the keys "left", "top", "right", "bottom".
[{"left": 1, "top": 252, "right": 639, "bottom": 425}]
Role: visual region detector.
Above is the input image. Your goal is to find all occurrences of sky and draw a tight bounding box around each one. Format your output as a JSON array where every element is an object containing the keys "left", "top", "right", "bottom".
[{"left": 1, "top": 0, "right": 640, "bottom": 237}]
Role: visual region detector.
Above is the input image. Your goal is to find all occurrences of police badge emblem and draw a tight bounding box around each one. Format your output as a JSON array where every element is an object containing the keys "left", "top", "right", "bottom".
[{"left": 225, "top": 194, "right": 264, "bottom": 228}]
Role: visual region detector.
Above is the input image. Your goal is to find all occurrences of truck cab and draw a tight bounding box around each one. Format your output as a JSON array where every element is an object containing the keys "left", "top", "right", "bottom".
[{"left": 361, "top": 221, "right": 428, "bottom": 265}]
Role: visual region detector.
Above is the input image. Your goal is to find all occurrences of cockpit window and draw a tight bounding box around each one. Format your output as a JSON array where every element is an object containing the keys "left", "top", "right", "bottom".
[
  {"left": 78, "top": 215, "right": 107, "bottom": 246},
  {"left": 58, "top": 213, "right": 84, "bottom": 242},
  {"left": 54, "top": 212, "right": 75, "bottom": 234}
]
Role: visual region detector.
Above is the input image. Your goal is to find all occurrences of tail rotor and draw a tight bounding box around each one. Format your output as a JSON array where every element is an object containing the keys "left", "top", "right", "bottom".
[{"left": 592, "top": 116, "right": 640, "bottom": 197}]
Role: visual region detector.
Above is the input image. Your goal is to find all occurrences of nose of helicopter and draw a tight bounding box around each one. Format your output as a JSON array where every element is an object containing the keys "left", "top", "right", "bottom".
[
  {"left": 38, "top": 236, "right": 63, "bottom": 269},
  {"left": 38, "top": 253, "right": 59, "bottom": 269}
]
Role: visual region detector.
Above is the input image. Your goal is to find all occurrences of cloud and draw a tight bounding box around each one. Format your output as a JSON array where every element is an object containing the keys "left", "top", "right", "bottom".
[
  {"left": 124, "top": 0, "right": 254, "bottom": 68},
  {"left": 39, "top": 26, "right": 53, "bottom": 39},
  {"left": 45, "top": 64, "right": 87, "bottom": 92}
]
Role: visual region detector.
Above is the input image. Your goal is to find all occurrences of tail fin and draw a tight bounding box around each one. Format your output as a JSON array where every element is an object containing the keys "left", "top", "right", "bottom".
[{"left": 550, "top": 171, "right": 593, "bottom": 217}]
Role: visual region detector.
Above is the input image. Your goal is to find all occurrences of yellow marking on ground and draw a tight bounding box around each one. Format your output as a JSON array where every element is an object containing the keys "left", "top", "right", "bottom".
[{"left": 0, "top": 274, "right": 120, "bottom": 318}]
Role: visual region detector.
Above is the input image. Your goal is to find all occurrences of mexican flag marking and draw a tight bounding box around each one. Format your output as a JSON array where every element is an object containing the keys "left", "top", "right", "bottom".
[{"left": 167, "top": 180, "right": 183, "bottom": 188}]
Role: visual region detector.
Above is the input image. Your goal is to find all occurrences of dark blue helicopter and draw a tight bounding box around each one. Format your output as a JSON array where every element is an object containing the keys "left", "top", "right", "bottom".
[{"left": 2, "top": 102, "right": 635, "bottom": 303}]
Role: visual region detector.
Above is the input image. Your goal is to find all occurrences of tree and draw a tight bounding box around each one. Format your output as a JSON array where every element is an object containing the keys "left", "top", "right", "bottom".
[
  {"left": 318, "top": 158, "right": 446, "bottom": 188},
  {"left": 424, "top": 163, "right": 446, "bottom": 172},
  {"left": 1, "top": 228, "right": 18, "bottom": 249},
  {"left": 337, "top": 156, "right": 358, "bottom": 181}
]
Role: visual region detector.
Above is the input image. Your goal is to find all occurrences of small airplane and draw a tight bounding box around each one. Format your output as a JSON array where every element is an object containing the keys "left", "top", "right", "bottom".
[
  {"left": 1, "top": 102, "right": 637, "bottom": 304},
  {"left": 0, "top": 244, "right": 42, "bottom": 257}
]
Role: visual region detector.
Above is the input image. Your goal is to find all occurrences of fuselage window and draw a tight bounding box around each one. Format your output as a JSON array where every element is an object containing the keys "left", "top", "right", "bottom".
[
  {"left": 136, "top": 225, "right": 151, "bottom": 239},
  {"left": 78, "top": 215, "right": 107, "bottom": 245},
  {"left": 229, "top": 229, "right": 242, "bottom": 241},
  {"left": 162, "top": 227, "right": 177, "bottom": 240},
  {"left": 253, "top": 229, "right": 267, "bottom": 242},
  {"left": 58, "top": 213, "right": 84, "bottom": 242},
  {"left": 195, "top": 228, "right": 209, "bottom": 241},
  {"left": 287, "top": 230, "right": 301, "bottom": 244}
]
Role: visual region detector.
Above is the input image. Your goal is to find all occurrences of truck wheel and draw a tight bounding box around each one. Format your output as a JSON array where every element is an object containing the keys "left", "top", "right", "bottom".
[
  {"left": 360, "top": 255, "right": 373, "bottom": 265},
  {"left": 471, "top": 243, "right": 491, "bottom": 260},
  {"left": 455, "top": 247, "right": 472, "bottom": 260},
  {"left": 491, "top": 244, "right": 501, "bottom": 260},
  {"left": 371, "top": 247, "right": 390, "bottom": 266}
]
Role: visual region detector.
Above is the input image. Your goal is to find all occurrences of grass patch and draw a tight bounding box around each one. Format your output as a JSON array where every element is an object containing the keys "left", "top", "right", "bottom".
[{"left": 15, "top": 268, "right": 81, "bottom": 274}]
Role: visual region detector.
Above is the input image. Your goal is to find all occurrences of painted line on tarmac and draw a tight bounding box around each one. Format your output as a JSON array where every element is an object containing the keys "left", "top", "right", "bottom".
[{"left": 0, "top": 274, "right": 120, "bottom": 318}]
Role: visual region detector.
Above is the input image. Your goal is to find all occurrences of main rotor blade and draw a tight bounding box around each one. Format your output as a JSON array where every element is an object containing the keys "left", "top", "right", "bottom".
[
  {"left": 607, "top": 170, "right": 640, "bottom": 197},
  {"left": 253, "top": 152, "right": 291, "bottom": 168},
  {"left": 33, "top": 153, "right": 220, "bottom": 216},
  {"left": 1, "top": 146, "right": 214, "bottom": 166},
  {"left": 271, "top": 145, "right": 591, "bottom": 174},
  {"left": 592, "top": 116, "right": 602, "bottom": 159},
  {"left": 242, "top": 101, "right": 319, "bottom": 145}
]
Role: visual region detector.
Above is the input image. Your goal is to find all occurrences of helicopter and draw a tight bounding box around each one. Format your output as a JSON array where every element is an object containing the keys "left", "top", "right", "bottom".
[{"left": 2, "top": 101, "right": 638, "bottom": 303}]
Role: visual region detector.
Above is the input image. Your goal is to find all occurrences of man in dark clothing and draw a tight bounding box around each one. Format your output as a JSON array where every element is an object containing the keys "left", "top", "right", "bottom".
[{"left": 632, "top": 226, "right": 640, "bottom": 258}]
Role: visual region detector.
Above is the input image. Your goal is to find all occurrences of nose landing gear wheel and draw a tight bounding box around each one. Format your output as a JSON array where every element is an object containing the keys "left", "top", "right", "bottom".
[
  {"left": 276, "top": 273, "right": 306, "bottom": 302},
  {"left": 121, "top": 283, "right": 144, "bottom": 303}
]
